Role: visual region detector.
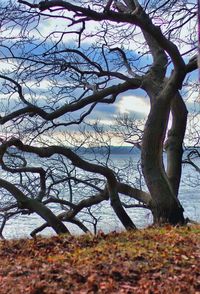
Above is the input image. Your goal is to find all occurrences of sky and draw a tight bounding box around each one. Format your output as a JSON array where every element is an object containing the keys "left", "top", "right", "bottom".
[{"left": 0, "top": 0, "right": 199, "bottom": 147}]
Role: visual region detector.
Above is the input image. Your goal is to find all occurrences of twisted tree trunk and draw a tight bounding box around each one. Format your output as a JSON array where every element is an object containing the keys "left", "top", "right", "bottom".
[{"left": 141, "top": 95, "right": 185, "bottom": 225}]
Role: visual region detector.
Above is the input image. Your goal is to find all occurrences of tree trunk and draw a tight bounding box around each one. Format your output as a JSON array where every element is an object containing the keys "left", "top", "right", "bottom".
[
  {"left": 141, "top": 97, "right": 185, "bottom": 225},
  {"left": 165, "top": 93, "right": 188, "bottom": 197}
]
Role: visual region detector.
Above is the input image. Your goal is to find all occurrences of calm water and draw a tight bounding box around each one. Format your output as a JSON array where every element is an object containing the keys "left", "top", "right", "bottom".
[{"left": 2, "top": 153, "right": 200, "bottom": 239}]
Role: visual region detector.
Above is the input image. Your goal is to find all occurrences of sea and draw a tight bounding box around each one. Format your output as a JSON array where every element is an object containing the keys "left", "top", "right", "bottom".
[{"left": 1, "top": 150, "right": 200, "bottom": 239}]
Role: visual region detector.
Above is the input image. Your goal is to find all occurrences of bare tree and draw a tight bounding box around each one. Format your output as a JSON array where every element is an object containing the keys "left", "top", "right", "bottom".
[{"left": 0, "top": 0, "right": 198, "bottom": 237}]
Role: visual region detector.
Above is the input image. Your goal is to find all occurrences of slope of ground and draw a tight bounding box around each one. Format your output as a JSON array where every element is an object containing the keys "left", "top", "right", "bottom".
[{"left": 0, "top": 226, "right": 199, "bottom": 293}]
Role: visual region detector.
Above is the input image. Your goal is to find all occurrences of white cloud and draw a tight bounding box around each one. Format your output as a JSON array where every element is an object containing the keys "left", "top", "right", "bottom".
[
  {"left": 0, "top": 60, "right": 17, "bottom": 72},
  {"left": 117, "top": 95, "right": 150, "bottom": 116}
]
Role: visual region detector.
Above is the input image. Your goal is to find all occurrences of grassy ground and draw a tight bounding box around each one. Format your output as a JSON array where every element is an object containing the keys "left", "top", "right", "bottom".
[{"left": 0, "top": 225, "right": 199, "bottom": 293}]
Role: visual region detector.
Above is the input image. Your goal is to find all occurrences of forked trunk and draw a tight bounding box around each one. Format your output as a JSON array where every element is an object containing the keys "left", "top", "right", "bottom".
[{"left": 141, "top": 97, "right": 185, "bottom": 225}]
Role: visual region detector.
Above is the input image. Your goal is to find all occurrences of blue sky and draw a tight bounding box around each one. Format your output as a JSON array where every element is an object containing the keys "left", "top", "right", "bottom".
[{"left": 0, "top": 0, "right": 199, "bottom": 146}]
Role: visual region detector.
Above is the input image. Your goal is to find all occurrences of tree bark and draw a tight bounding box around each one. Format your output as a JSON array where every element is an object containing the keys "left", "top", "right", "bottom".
[
  {"left": 141, "top": 97, "right": 185, "bottom": 225},
  {"left": 165, "top": 93, "right": 188, "bottom": 197},
  {"left": 107, "top": 181, "right": 137, "bottom": 230}
]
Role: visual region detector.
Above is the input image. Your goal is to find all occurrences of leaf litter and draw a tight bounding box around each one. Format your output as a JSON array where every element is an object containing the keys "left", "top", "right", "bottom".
[{"left": 0, "top": 225, "right": 199, "bottom": 293}]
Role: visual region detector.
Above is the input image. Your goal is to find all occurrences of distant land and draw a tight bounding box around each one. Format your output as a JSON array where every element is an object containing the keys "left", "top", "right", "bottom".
[
  {"left": 76, "top": 145, "right": 200, "bottom": 154},
  {"left": 76, "top": 146, "right": 140, "bottom": 155},
  {"left": 5, "top": 145, "right": 140, "bottom": 156},
  {"left": 6, "top": 145, "right": 200, "bottom": 156}
]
